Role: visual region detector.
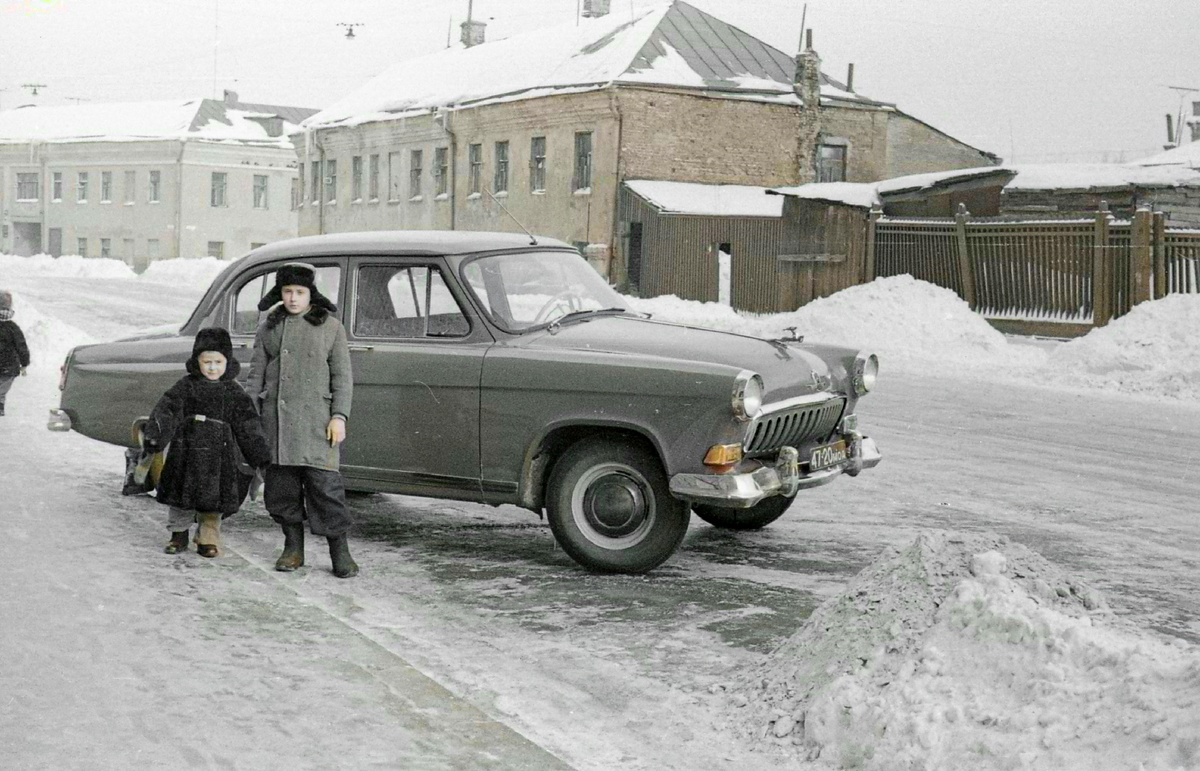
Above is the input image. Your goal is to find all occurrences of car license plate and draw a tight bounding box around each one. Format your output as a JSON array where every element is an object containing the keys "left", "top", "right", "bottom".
[{"left": 809, "top": 440, "right": 848, "bottom": 471}]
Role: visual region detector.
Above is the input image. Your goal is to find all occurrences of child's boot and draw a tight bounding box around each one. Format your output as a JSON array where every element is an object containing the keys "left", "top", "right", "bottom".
[
  {"left": 275, "top": 523, "right": 305, "bottom": 571},
  {"left": 196, "top": 513, "right": 221, "bottom": 558},
  {"left": 164, "top": 530, "right": 189, "bottom": 554},
  {"left": 328, "top": 534, "right": 359, "bottom": 579}
]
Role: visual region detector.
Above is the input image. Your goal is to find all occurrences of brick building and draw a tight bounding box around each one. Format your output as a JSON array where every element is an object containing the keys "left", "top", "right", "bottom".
[
  {"left": 297, "top": 0, "right": 997, "bottom": 288},
  {"left": 0, "top": 93, "right": 316, "bottom": 267}
]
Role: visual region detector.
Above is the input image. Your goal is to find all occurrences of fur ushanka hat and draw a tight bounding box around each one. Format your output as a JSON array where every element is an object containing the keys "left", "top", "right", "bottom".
[
  {"left": 257, "top": 263, "right": 337, "bottom": 324},
  {"left": 186, "top": 327, "right": 239, "bottom": 380}
]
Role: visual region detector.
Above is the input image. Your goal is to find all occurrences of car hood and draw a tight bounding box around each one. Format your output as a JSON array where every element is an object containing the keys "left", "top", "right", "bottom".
[{"left": 511, "top": 315, "right": 848, "bottom": 402}]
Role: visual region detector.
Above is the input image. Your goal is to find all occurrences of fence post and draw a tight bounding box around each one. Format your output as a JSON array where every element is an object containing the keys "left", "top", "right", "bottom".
[
  {"left": 1130, "top": 206, "right": 1153, "bottom": 307},
  {"left": 865, "top": 207, "right": 881, "bottom": 282},
  {"left": 1152, "top": 210, "right": 1167, "bottom": 299},
  {"left": 954, "top": 202, "right": 977, "bottom": 309},
  {"left": 1092, "top": 201, "right": 1112, "bottom": 327}
]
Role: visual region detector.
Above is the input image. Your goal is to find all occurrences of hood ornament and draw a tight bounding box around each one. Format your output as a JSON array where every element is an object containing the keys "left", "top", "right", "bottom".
[{"left": 810, "top": 370, "right": 831, "bottom": 391}]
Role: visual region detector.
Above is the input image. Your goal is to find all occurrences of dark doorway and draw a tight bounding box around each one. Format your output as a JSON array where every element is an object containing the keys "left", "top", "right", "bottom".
[
  {"left": 48, "top": 228, "right": 62, "bottom": 257},
  {"left": 628, "top": 222, "right": 644, "bottom": 291},
  {"left": 13, "top": 222, "right": 42, "bottom": 256}
]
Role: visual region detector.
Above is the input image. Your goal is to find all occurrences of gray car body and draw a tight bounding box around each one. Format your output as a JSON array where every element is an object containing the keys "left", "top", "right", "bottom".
[{"left": 56, "top": 231, "right": 873, "bottom": 512}]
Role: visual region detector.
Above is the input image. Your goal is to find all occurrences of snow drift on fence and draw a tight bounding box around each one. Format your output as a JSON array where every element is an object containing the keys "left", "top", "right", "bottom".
[{"left": 724, "top": 530, "right": 1200, "bottom": 771}]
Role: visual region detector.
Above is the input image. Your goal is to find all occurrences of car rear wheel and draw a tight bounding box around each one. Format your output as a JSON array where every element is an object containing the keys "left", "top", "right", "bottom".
[
  {"left": 546, "top": 437, "right": 690, "bottom": 573},
  {"left": 692, "top": 496, "right": 793, "bottom": 530}
]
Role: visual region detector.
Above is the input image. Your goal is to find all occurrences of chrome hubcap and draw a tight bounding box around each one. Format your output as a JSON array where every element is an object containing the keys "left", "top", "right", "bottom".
[{"left": 572, "top": 463, "right": 655, "bottom": 549}]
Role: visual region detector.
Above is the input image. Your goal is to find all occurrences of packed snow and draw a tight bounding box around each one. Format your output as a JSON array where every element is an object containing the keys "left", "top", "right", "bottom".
[
  {"left": 625, "top": 180, "right": 783, "bottom": 217},
  {"left": 723, "top": 531, "right": 1200, "bottom": 771}
]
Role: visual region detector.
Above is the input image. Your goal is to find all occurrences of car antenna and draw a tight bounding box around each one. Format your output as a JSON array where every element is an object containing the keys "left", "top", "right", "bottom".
[{"left": 484, "top": 188, "right": 538, "bottom": 245}]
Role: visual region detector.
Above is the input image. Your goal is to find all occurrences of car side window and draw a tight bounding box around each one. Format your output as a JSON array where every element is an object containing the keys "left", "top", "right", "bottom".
[
  {"left": 354, "top": 265, "right": 469, "bottom": 339},
  {"left": 231, "top": 266, "right": 341, "bottom": 335}
]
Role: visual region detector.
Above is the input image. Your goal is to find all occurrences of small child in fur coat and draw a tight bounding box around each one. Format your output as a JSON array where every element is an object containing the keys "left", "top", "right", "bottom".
[{"left": 143, "top": 328, "right": 271, "bottom": 556}]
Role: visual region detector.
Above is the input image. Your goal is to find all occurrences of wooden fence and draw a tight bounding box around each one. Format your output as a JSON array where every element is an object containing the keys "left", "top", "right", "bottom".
[{"left": 868, "top": 203, "right": 1200, "bottom": 336}]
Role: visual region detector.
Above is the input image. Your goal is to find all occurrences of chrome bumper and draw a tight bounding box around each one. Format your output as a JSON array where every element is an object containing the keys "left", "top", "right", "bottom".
[
  {"left": 47, "top": 408, "right": 72, "bottom": 432},
  {"left": 669, "top": 434, "right": 881, "bottom": 509}
]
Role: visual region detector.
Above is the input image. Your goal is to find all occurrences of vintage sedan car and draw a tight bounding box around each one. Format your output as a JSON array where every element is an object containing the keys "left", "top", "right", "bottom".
[{"left": 50, "top": 231, "right": 881, "bottom": 573}]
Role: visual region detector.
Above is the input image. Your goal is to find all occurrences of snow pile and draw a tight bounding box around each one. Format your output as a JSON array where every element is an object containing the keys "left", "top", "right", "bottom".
[
  {"left": 6, "top": 291, "right": 95, "bottom": 379},
  {"left": 0, "top": 253, "right": 135, "bottom": 279},
  {"left": 139, "top": 256, "right": 230, "bottom": 288},
  {"left": 1036, "top": 294, "right": 1200, "bottom": 401},
  {"left": 629, "top": 275, "right": 1049, "bottom": 374},
  {"left": 725, "top": 531, "right": 1200, "bottom": 771}
]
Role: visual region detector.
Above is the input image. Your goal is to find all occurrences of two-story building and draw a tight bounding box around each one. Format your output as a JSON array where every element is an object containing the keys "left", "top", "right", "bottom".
[
  {"left": 296, "top": 0, "right": 997, "bottom": 290},
  {"left": 0, "top": 93, "right": 317, "bottom": 267}
]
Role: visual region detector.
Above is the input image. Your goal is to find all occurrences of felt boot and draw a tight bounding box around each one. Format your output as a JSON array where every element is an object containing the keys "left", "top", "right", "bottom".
[
  {"left": 196, "top": 513, "right": 221, "bottom": 558},
  {"left": 275, "top": 522, "right": 305, "bottom": 572},
  {"left": 328, "top": 535, "right": 359, "bottom": 579},
  {"left": 164, "top": 530, "right": 189, "bottom": 554}
]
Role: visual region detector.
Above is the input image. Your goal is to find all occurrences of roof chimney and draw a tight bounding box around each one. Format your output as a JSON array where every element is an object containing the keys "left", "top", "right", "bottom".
[
  {"left": 794, "top": 30, "right": 821, "bottom": 112},
  {"left": 223, "top": 89, "right": 238, "bottom": 106},
  {"left": 846, "top": 63, "right": 855, "bottom": 93},
  {"left": 460, "top": 18, "right": 485, "bottom": 46},
  {"left": 582, "top": 0, "right": 611, "bottom": 17},
  {"left": 1166, "top": 113, "right": 1176, "bottom": 147}
]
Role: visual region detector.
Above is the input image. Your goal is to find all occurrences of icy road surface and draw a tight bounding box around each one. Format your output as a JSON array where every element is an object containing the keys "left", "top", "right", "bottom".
[{"left": 2, "top": 270, "right": 1198, "bottom": 770}]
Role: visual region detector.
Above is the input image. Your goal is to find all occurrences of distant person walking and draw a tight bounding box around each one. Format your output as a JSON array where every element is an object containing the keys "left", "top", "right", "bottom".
[
  {"left": 0, "top": 290, "right": 30, "bottom": 417},
  {"left": 246, "top": 263, "right": 358, "bottom": 578},
  {"left": 142, "top": 328, "right": 271, "bottom": 556}
]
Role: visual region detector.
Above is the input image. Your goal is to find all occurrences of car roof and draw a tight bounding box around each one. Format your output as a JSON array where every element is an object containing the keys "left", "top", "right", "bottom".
[{"left": 245, "top": 230, "right": 574, "bottom": 265}]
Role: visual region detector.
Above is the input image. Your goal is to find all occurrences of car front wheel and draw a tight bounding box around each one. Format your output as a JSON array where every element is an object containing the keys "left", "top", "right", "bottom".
[
  {"left": 692, "top": 496, "right": 793, "bottom": 530},
  {"left": 546, "top": 437, "right": 690, "bottom": 573}
]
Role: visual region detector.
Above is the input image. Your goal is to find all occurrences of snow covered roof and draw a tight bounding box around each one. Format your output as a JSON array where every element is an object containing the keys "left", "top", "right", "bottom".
[
  {"left": 625, "top": 180, "right": 783, "bottom": 217},
  {"left": 303, "top": 0, "right": 882, "bottom": 130},
  {"left": 767, "top": 181, "right": 882, "bottom": 209},
  {"left": 0, "top": 98, "right": 316, "bottom": 147},
  {"left": 1131, "top": 141, "right": 1200, "bottom": 170}
]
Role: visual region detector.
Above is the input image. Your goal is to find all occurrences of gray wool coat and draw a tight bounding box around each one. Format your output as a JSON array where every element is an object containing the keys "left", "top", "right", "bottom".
[{"left": 246, "top": 308, "right": 353, "bottom": 471}]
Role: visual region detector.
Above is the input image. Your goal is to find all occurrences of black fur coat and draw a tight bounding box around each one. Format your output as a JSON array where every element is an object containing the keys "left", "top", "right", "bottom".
[{"left": 143, "top": 366, "right": 271, "bottom": 516}]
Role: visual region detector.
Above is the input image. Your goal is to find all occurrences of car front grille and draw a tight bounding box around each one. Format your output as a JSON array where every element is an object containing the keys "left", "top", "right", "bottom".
[{"left": 744, "top": 397, "right": 846, "bottom": 455}]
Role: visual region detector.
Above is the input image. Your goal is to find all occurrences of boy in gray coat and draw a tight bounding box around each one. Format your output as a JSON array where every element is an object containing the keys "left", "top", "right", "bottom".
[{"left": 246, "top": 263, "right": 358, "bottom": 578}]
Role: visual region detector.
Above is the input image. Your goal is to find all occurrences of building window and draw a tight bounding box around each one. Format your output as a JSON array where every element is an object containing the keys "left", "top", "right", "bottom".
[
  {"left": 101, "top": 171, "right": 113, "bottom": 202},
  {"left": 434, "top": 147, "right": 449, "bottom": 197},
  {"left": 211, "top": 172, "right": 228, "bottom": 207},
  {"left": 77, "top": 237, "right": 88, "bottom": 257},
  {"left": 493, "top": 141, "right": 509, "bottom": 193},
  {"left": 253, "top": 174, "right": 269, "bottom": 209},
  {"left": 387, "top": 152, "right": 401, "bottom": 201},
  {"left": 816, "top": 142, "right": 847, "bottom": 183},
  {"left": 16, "top": 173, "right": 38, "bottom": 201},
  {"left": 470, "top": 142, "right": 484, "bottom": 193},
  {"left": 148, "top": 238, "right": 161, "bottom": 259},
  {"left": 208, "top": 241, "right": 224, "bottom": 259},
  {"left": 311, "top": 160, "right": 321, "bottom": 203},
  {"left": 251, "top": 242, "right": 266, "bottom": 250},
  {"left": 324, "top": 159, "right": 337, "bottom": 204},
  {"left": 100, "top": 238, "right": 111, "bottom": 258},
  {"left": 290, "top": 178, "right": 300, "bottom": 210},
  {"left": 409, "top": 149, "right": 423, "bottom": 198},
  {"left": 368, "top": 154, "right": 380, "bottom": 201},
  {"left": 124, "top": 171, "right": 136, "bottom": 204},
  {"left": 77, "top": 172, "right": 89, "bottom": 202},
  {"left": 52, "top": 172, "right": 62, "bottom": 201},
  {"left": 149, "top": 170, "right": 161, "bottom": 203},
  {"left": 351, "top": 155, "right": 363, "bottom": 202},
  {"left": 573, "top": 131, "right": 593, "bottom": 192},
  {"left": 530, "top": 136, "right": 546, "bottom": 193}
]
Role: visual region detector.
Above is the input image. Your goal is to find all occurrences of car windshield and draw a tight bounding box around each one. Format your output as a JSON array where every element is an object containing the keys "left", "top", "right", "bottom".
[{"left": 461, "top": 250, "right": 630, "bottom": 333}]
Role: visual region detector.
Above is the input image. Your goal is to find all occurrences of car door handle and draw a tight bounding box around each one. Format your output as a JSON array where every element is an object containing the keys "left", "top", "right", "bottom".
[{"left": 348, "top": 345, "right": 375, "bottom": 353}]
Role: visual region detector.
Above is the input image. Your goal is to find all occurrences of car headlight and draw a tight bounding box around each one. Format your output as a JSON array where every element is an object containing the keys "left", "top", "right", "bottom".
[
  {"left": 732, "top": 371, "right": 763, "bottom": 421},
  {"left": 853, "top": 352, "right": 879, "bottom": 395}
]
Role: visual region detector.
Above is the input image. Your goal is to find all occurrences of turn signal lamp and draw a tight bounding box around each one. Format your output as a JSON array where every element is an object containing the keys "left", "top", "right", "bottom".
[{"left": 704, "top": 443, "right": 743, "bottom": 469}]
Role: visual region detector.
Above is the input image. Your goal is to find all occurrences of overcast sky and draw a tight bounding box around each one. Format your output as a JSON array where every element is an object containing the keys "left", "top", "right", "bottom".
[{"left": 3, "top": 0, "right": 1198, "bottom": 164}]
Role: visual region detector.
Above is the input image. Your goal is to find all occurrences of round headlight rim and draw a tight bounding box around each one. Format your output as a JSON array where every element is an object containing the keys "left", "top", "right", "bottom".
[
  {"left": 853, "top": 352, "right": 879, "bottom": 395},
  {"left": 732, "top": 370, "right": 764, "bottom": 422}
]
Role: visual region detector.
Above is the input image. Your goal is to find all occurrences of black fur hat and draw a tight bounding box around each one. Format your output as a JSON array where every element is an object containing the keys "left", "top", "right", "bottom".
[
  {"left": 257, "top": 262, "right": 337, "bottom": 325},
  {"left": 186, "top": 327, "right": 240, "bottom": 380}
]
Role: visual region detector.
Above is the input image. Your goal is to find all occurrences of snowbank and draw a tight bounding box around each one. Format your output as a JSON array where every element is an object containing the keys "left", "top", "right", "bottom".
[
  {"left": 1, "top": 253, "right": 135, "bottom": 279},
  {"left": 726, "top": 531, "right": 1200, "bottom": 771},
  {"left": 138, "top": 256, "right": 230, "bottom": 288},
  {"left": 629, "top": 275, "right": 1049, "bottom": 375},
  {"left": 1037, "top": 294, "right": 1200, "bottom": 401},
  {"left": 6, "top": 292, "right": 95, "bottom": 389}
]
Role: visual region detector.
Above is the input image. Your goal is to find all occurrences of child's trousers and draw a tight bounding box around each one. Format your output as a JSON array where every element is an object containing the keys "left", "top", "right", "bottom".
[{"left": 167, "top": 506, "right": 222, "bottom": 551}]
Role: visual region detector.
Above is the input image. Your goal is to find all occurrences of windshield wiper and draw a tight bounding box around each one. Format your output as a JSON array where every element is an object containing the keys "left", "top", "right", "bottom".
[{"left": 546, "top": 307, "right": 631, "bottom": 332}]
